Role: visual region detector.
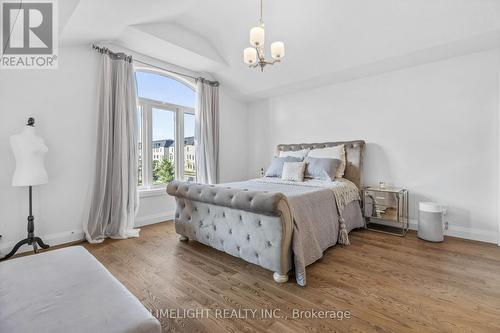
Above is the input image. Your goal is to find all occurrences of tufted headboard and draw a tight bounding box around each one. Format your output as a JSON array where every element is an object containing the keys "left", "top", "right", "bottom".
[{"left": 276, "top": 140, "right": 366, "bottom": 190}]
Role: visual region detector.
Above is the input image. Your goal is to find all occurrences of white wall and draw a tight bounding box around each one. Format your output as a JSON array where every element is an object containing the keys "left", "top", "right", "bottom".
[
  {"left": 0, "top": 45, "right": 98, "bottom": 253},
  {"left": 248, "top": 49, "right": 500, "bottom": 243},
  {"left": 0, "top": 45, "right": 249, "bottom": 255}
]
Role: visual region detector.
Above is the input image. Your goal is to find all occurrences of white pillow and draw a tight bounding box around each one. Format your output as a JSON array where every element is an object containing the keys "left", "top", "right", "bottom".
[
  {"left": 279, "top": 148, "right": 309, "bottom": 159},
  {"left": 281, "top": 162, "right": 306, "bottom": 182},
  {"left": 308, "top": 145, "right": 346, "bottom": 178}
]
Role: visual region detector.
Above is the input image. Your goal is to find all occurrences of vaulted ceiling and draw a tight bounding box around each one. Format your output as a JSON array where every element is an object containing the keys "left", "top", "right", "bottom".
[{"left": 61, "top": 0, "right": 500, "bottom": 100}]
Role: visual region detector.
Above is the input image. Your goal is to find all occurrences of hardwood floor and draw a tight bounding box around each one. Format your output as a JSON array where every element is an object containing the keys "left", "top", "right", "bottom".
[{"left": 43, "top": 222, "right": 500, "bottom": 332}]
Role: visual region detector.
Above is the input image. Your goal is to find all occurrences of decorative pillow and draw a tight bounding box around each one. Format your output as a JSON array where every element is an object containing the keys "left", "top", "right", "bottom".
[
  {"left": 264, "top": 156, "right": 302, "bottom": 178},
  {"left": 281, "top": 162, "right": 306, "bottom": 182},
  {"left": 307, "top": 145, "right": 346, "bottom": 178},
  {"left": 304, "top": 157, "right": 342, "bottom": 181},
  {"left": 279, "top": 148, "right": 310, "bottom": 159}
]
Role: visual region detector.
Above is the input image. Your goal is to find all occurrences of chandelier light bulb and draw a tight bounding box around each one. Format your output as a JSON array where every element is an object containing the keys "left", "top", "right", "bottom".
[
  {"left": 271, "top": 41, "right": 285, "bottom": 59},
  {"left": 250, "top": 26, "right": 265, "bottom": 47},
  {"left": 243, "top": 47, "right": 257, "bottom": 64}
]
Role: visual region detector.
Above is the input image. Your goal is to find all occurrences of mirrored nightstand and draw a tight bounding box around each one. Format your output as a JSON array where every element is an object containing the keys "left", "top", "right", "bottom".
[{"left": 363, "top": 186, "right": 409, "bottom": 236}]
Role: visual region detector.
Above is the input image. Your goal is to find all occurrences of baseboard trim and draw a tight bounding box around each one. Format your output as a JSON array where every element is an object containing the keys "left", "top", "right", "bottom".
[
  {"left": 134, "top": 211, "right": 175, "bottom": 228},
  {"left": 408, "top": 219, "right": 497, "bottom": 244},
  {"left": 0, "top": 229, "right": 84, "bottom": 257},
  {"left": 0, "top": 212, "right": 175, "bottom": 257},
  {"left": 368, "top": 218, "right": 497, "bottom": 244},
  {"left": 2, "top": 214, "right": 494, "bottom": 256}
]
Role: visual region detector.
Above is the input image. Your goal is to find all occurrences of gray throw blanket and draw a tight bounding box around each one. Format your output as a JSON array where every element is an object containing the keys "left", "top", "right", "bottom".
[{"left": 222, "top": 178, "right": 361, "bottom": 286}]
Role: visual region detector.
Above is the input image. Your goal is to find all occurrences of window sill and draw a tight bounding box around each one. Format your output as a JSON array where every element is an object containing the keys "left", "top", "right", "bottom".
[{"left": 139, "top": 187, "right": 167, "bottom": 198}]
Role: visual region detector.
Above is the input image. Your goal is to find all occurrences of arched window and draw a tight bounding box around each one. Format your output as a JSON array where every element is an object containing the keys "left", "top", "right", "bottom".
[{"left": 135, "top": 69, "right": 196, "bottom": 189}]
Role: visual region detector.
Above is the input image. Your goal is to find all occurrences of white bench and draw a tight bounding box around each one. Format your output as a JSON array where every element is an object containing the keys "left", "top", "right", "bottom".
[{"left": 0, "top": 246, "right": 161, "bottom": 333}]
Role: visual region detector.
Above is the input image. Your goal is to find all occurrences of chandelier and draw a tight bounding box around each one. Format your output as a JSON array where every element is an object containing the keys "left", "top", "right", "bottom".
[{"left": 243, "top": 0, "right": 285, "bottom": 71}]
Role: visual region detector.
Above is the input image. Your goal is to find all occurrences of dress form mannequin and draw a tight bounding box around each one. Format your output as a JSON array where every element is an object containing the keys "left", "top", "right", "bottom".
[
  {"left": 1, "top": 118, "right": 49, "bottom": 261},
  {"left": 11, "top": 125, "right": 49, "bottom": 186}
]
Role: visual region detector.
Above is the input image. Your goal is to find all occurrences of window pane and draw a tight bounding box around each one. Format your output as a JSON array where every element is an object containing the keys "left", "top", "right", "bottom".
[
  {"left": 136, "top": 71, "right": 196, "bottom": 108},
  {"left": 152, "top": 108, "right": 175, "bottom": 184},
  {"left": 137, "top": 106, "right": 143, "bottom": 186},
  {"left": 184, "top": 113, "right": 196, "bottom": 181}
]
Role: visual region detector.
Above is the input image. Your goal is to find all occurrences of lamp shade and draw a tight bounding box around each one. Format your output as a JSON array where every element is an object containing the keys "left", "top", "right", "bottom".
[
  {"left": 250, "top": 26, "right": 265, "bottom": 47},
  {"left": 243, "top": 47, "right": 257, "bottom": 64},
  {"left": 271, "top": 41, "right": 285, "bottom": 59}
]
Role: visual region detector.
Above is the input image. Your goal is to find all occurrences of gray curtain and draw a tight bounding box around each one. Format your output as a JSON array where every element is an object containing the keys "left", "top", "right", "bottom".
[
  {"left": 84, "top": 51, "right": 139, "bottom": 243},
  {"left": 195, "top": 79, "right": 219, "bottom": 184}
]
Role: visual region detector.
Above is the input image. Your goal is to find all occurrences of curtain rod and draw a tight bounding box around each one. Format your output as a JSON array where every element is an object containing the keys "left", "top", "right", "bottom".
[{"left": 92, "top": 44, "right": 219, "bottom": 86}]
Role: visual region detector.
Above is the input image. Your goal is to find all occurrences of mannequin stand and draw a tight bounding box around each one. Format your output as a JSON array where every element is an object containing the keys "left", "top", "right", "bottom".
[{"left": 0, "top": 186, "right": 49, "bottom": 261}]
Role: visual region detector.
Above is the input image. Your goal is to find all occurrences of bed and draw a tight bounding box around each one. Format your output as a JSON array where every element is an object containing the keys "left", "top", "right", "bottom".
[
  {"left": 167, "top": 141, "right": 365, "bottom": 286},
  {"left": 0, "top": 247, "right": 161, "bottom": 333}
]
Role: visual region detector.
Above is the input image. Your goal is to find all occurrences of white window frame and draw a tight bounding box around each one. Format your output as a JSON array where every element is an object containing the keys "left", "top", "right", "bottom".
[{"left": 135, "top": 69, "right": 196, "bottom": 193}]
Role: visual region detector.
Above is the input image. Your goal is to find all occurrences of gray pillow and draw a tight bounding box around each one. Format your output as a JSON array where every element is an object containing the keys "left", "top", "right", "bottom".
[
  {"left": 305, "top": 157, "right": 342, "bottom": 181},
  {"left": 265, "top": 156, "right": 302, "bottom": 177}
]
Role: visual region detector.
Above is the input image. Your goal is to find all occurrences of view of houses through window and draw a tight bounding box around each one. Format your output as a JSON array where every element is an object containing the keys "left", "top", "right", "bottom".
[{"left": 135, "top": 70, "right": 196, "bottom": 189}]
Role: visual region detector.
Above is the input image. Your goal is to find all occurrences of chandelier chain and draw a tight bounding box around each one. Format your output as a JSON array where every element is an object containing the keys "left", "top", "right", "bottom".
[{"left": 259, "top": 0, "right": 263, "bottom": 25}]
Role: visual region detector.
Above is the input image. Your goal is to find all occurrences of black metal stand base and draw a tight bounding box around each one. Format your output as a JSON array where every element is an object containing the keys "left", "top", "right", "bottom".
[
  {"left": 0, "top": 236, "right": 49, "bottom": 261},
  {"left": 0, "top": 186, "right": 49, "bottom": 261}
]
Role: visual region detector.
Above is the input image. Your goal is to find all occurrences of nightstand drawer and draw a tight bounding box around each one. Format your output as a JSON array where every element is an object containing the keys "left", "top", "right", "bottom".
[
  {"left": 364, "top": 203, "right": 400, "bottom": 222},
  {"left": 364, "top": 190, "right": 398, "bottom": 206}
]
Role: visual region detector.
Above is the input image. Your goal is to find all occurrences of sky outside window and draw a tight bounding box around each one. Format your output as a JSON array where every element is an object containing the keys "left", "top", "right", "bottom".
[{"left": 136, "top": 71, "right": 196, "bottom": 140}]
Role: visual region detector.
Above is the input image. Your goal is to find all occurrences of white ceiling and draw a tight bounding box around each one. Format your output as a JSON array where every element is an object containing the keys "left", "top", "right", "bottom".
[{"left": 61, "top": 0, "right": 500, "bottom": 100}]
